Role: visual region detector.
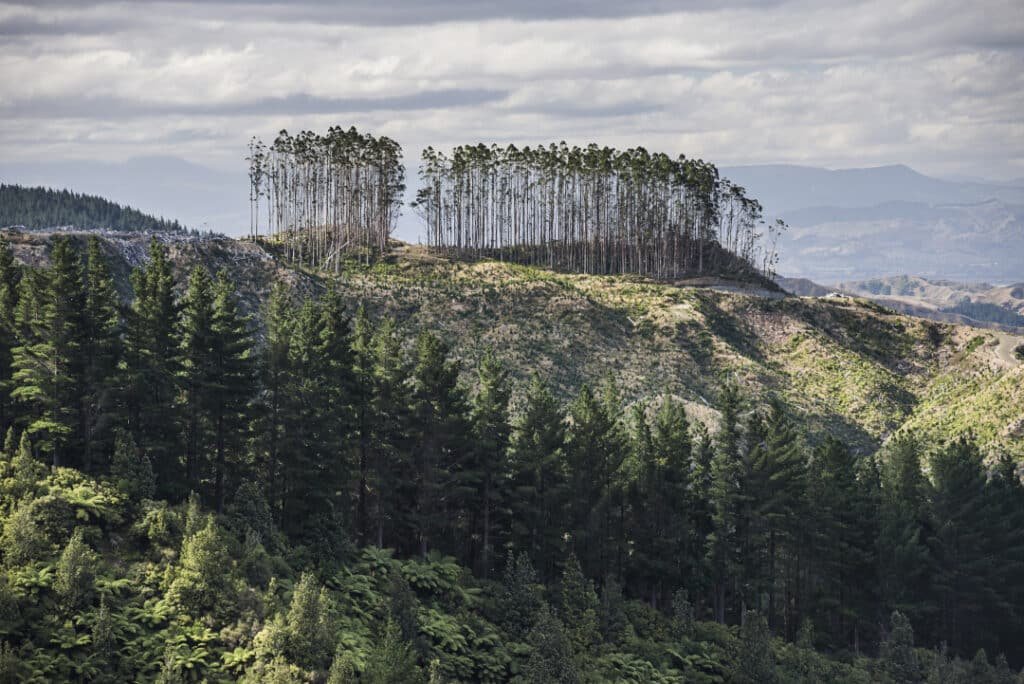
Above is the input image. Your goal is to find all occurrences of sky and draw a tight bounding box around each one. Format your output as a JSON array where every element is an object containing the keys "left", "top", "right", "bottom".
[{"left": 0, "top": 0, "right": 1022, "bottom": 236}]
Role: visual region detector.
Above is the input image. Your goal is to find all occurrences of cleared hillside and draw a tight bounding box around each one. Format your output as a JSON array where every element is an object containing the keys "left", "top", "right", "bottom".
[{"left": 6, "top": 229, "right": 1022, "bottom": 460}]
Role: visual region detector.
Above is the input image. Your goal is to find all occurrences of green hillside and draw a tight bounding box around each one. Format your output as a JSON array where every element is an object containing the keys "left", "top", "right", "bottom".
[{"left": 1, "top": 230, "right": 1022, "bottom": 683}]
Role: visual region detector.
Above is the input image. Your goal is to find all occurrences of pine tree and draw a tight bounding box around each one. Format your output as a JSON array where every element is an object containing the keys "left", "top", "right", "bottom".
[
  {"left": 500, "top": 551, "right": 544, "bottom": 641},
  {"left": 54, "top": 527, "right": 98, "bottom": 610},
  {"left": 366, "top": 317, "right": 411, "bottom": 549},
  {"left": 745, "top": 398, "right": 806, "bottom": 633},
  {"left": 565, "top": 382, "right": 625, "bottom": 580},
  {"left": 807, "top": 436, "right": 879, "bottom": 651},
  {"left": 408, "top": 331, "right": 469, "bottom": 557},
  {"left": 10, "top": 237, "right": 87, "bottom": 467},
  {"left": 350, "top": 304, "right": 375, "bottom": 546},
  {"left": 929, "top": 437, "right": 1006, "bottom": 656},
  {"left": 508, "top": 375, "right": 567, "bottom": 580},
  {"left": 737, "top": 610, "right": 776, "bottom": 683},
  {"left": 558, "top": 553, "right": 600, "bottom": 658},
  {"left": 464, "top": 350, "right": 512, "bottom": 577},
  {"left": 878, "top": 433, "right": 935, "bottom": 636},
  {"left": 252, "top": 283, "right": 293, "bottom": 526},
  {"left": 209, "top": 269, "right": 254, "bottom": 511},
  {"left": 880, "top": 610, "right": 921, "bottom": 683},
  {"left": 81, "top": 236, "right": 122, "bottom": 472},
  {"left": 178, "top": 266, "right": 216, "bottom": 494},
  {"left": 524, "top": 604, "right": 579, "bottom": 684},
  {"left": 0, "top": 236, "right": 21, "bottom": 433},
  {"left": 110, "top": 427, "right": 155, "bottom": 501},
  {"left": 707, "top": 381, "right": 743, "bottom": 623},
  {"left": 124, "top": 239, "right": 179, "bottom": 493}
]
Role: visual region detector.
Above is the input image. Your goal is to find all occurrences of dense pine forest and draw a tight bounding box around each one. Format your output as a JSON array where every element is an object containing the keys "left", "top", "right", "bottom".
[
  {"left": 0, "top": 233, "right": 1022, "bottom": 682},
  {"left": 0, "top": 184, "right": 184, "bottom": 233}
]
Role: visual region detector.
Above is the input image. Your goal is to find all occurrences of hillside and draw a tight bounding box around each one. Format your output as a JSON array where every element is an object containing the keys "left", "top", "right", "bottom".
[
  {"left": 722, "top": 165, "right": 1024, "bottom": 282},
  {"left": 0, "top": 183, "right": 184, "bottom": 232},
  {"left": 3, "top": 229, "right": 1024, "bottom": 683},
  {"left": 6, "top": 229, "right": 1022, "bottom": 461},
  {"left": 838, "top": 275, "right": 1024, "bottom": 331}
]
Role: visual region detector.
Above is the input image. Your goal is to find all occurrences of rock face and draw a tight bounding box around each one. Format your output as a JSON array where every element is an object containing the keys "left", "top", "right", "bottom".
[{"left": 5, "top": 228, "right": 1022, "bottom": 460}]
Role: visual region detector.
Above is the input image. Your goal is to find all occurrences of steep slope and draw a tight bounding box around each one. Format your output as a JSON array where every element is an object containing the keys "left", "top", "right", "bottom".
[{"left": 6, "top": 229, "right": 1022, "bottom": 459}]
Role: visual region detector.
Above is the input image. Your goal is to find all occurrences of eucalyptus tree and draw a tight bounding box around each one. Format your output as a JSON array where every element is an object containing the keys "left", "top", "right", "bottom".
[
  {"left": 247, "top": 126, "right": 405, "bottom": 268},
  {"left": 414, "top": 142, "right": 782, "bottom": 280}
]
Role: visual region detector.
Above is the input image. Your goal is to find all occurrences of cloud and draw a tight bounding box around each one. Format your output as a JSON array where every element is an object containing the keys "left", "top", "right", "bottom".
[{"left": 0, "top": 0, "right": 1021, "bottom": 229}]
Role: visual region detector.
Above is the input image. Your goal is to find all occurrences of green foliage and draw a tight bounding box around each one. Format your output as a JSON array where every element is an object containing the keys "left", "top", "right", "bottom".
[
  {"left": 363, "top": 618, "right": 423, "bottom": 684},
  {"left": 499, "top": 552, "right": 543, "bottom": 642},
  {"left": 737, "top": 611, "right": 775, "bottom": 683},
  {"left": 880, "top": 611, "right": 921, "bottom": 683},
  {"left": 0, "top": 500, "right": 49, "bottom": 567},
  {"left": 166, "top": 516, "right": 234, "bottom": 615},
  {"left": 109, "top": 429, "right": 154, "bottom": 501},
  {"left": 523, "top": 603, "right": 578, "bottom": 684},
  {"left": 54, "top": 528, "right": 98, "bottom": 610}
]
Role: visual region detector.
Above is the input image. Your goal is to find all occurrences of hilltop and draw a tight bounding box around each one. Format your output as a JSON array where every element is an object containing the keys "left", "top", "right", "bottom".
[
  {"left": 0, "top": 184, "right": 185, "bottom": 232},
  {"left": 6, "top": 229, "right": 1022, "bottom": 461}
]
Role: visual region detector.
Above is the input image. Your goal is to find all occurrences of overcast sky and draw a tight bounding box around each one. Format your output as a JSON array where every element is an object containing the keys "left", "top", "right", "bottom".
[{"left": 1, "top": 0, "right": 1022, "bottom": 214}]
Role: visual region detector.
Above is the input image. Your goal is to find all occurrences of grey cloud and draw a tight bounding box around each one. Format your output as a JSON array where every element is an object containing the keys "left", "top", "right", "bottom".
[
  {"left": 1, "top": 89, "right": 508, "bottom": 119},
  {"left": 2, "top": 0, "right": 788, "bottom": 25}
]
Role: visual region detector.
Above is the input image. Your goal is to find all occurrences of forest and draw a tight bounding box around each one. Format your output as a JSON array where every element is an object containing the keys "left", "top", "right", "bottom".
[
  {"left": 413, "top": 143, "right": 782, "bottom": 279},
  {"left": 0, "top": 184, "right": 184, "bottom": 233},
  {"left": 246, "top": 127, "right": 782, "bottom": 281},
  {"left": 0, "top": 233, "right": 1021, "bottom": 682},
  {"left": 246, "top": 128, "right": 406, "bottom": 268}
]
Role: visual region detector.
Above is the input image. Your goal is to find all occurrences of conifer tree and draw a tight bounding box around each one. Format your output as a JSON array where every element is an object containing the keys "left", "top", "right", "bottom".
[
  {"left": 350, "top": 304, "right": 375, "bottom": 546},
  {"left": 81, "top": 236, "right": 121, "bottom": 472},
  {"left": 558, "top": 553, "right": 600, "bottom": 658},
  {"left": 178, "top": 266, "right": 216, "bottom": 494},
  {"left": 209, "top": 269, "right": 253, "bottom": 511},
  {"left": 367, "top": 317, "right": 411, "bottom": 549},
  {"left": 878, "top": 434, "right": 934, "bottom": 635},
  {"left": 737, "top": 610, "right": 776, "bottom": 683},
  {"left": 929, "top": 437, "right": 1008, "bottom": 656},
  {"left": 508, "top": 375, "right": 567, "bottom": 580},
  {"left": 807, "top": 437, "right": 879, "bottom": 651},
  {"left": 464, "top": 350, "right": 512, "bottom": 576},
  {"left": 745, "top": 399, "right": 806, "bottom": 633},
  {"left": 124, "top": 239, "right": 179, "bottom": 492},
  {"left": 499, "top": 551, "right": 544, "bottom": 641},
  {"left": 524, "top": 604, "right": 579, "bottom": 684},
  {"left": 252, "top": 283, "right": 293, "bottom": 523},
  {"left": 880, "top": 610, "right": 921, "bottom": 682},
  {"left": 54, "top": 528, "right": 98, "bottom": 611},
  {"left": 566, "top": 383, "right": 625, "bottom": 580},
  {"left": 0, "top": 237, "right": 21, "bottom": 433},
  {"left": 10, "top": 237, "right": 86, "bottom": 467},
  {"left": 707, "top": 381, "right": 743, "bottom": 623},
  {"left": 408, "top": 331, "right": 469, "bottom": 557},
  {"left": 110, "top": 427, "right": 155, "bottom": 501}
]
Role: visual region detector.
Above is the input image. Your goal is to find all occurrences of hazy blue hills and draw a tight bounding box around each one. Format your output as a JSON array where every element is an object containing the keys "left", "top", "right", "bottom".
[{"left": 722, "top": 164, "right": 1024, "bottom": 283}]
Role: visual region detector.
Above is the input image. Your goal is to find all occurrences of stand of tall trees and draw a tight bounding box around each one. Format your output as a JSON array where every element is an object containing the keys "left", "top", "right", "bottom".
[
  {"left": 246, "top": 127, "right": 405, "bottom": 268},
  {"left": 2, "top": 236, "right": 1023, "bottom": 667},
  {"left": 413, "top": 142, "right": 783, "bottom": 279}
]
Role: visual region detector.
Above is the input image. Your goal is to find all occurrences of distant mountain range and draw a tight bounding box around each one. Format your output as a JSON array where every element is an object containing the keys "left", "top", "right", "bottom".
[
  {"left": 722, "top": 164, "right": 1024, "bottom": 283},
  {"left": 1, "top": 157, "right": 1021, "bottom": 282}
]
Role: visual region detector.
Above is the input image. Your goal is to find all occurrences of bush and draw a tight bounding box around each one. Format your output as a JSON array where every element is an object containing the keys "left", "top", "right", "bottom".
[
  {"left": 54, "top": 528, "right": 98, "bottom": 610},
  {"left": 0, "top": 501, "right": 49, "bottom": 567}
]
